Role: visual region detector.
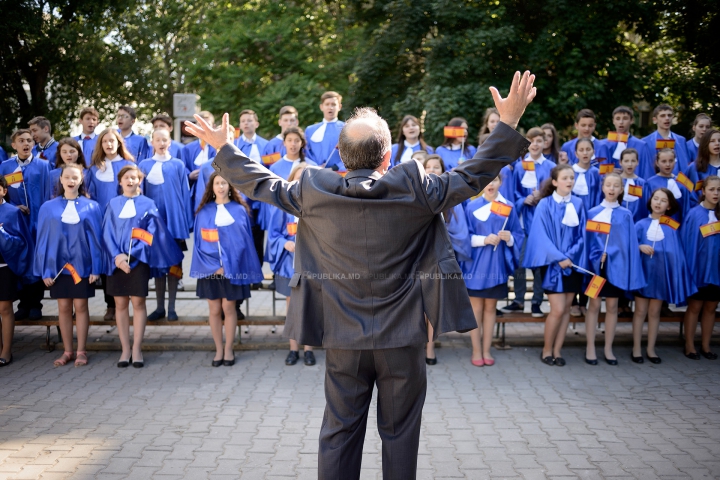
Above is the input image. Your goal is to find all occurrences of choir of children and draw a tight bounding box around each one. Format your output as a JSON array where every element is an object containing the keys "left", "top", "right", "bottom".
[{"left": 0, "top": 98, "right": 717, "bottom": 370}]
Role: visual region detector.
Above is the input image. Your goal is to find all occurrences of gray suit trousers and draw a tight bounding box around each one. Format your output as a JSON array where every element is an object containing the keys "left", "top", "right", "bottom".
[{"left": 318, "top": 345, "right": 426, "bottom": 480}]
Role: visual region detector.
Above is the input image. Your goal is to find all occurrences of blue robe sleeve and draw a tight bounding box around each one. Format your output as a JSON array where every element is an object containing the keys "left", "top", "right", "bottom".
[
  {"left": 0, "top": 204, "right": 35, "bottom": 282},
  {"left": 446, "top": 204, "right": 471, "bottom": 262},
  {"left": 523, "top": 199, "right": 572, "bottom": 267},
  {"left": 265, "top": 206, "right": 295, "bottom": 278}
]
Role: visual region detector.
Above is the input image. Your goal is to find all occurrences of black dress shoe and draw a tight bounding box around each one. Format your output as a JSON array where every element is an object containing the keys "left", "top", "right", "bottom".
[
  {"left": 631, "top": 354, "right": 644, "bottom": 364},
  {"left": 426, "top": 357, "right": 437, "bottom": 365},
  {"left": 285, "top": 350, "right": 299, "bottom": 366},
  {"left": 223, "top": 356, "right": 235, "bottom": 366},
  {"left": 304, "top": 351, "right": 316, "bottom": 366},
  {"left": 495, "top": 309, "right": 504, "bottom": 317},
  {"left": 147, "top": 309, "right": 166, "bottom": 321},
  {"left": 701, "top": 350, "right": 718, "bottom": 360},
  {"left": 117, "top": 356, "right": 131, "bottom": 368},
  {"left": 541, "top": 355, "right": 555, "bottom": 366},
  {"left": 0, "top": 355, "right": 13, "bottom": 367},
  {"left": 605, "top": 357, "right": 618, "bottom": 366},
  {"left": 684, "top": 351, "right": 701, "bottom": 360},
  {"left": 646, "top": 354, "right": 661, "bottom": 364},
  {"left": 211, "top": 356, "right": 223, "bottom": 367},
  {"left": 585, "top": 357, "right": 598, "bottom": 365},
  {"left": 554, "top": 357, "right": 566, "bottom": 367},
  {"left": 133, "top": 359, "right": 144, "bottom": 368}
]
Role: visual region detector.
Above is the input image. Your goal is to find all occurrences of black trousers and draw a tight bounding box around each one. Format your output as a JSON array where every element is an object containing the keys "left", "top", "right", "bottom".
[
  {"left": 18, "top": 280, "right": 45, "bottom": 311},
  {"left": 319, "top": 345, "right": 426, "bottom": 480}
]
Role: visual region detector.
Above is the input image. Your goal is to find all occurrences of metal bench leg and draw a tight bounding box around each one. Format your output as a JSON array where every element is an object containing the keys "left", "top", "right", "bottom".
[
  {"left": 495, "top": 322, "right": 500, "bottom": 339},
  {"left": 244, "top": 298, "right": 250, "bottom": 334}
]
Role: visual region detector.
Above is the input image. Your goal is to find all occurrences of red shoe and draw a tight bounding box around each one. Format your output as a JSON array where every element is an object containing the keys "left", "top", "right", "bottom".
[
  {"left": 484, "top": 358, "right": 495, "bottom": 366},
  {"left": 471, "top": 358, "right": 484, "bottom": 367}
]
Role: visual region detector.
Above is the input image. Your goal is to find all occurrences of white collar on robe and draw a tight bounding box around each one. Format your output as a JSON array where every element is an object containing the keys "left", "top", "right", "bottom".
[
  {"left": 473, "top": 193, "right": 510, "bottom": 221},
  {"left": 194, "top": 142, "right": 210, "bottom": 166},
  {"left": 118, "top": 197, "right": 137, "bottom": 218},
  {"left": 95, "top": 156, "right": 123, "bottom": 182},
  {"left": 693, "top": 138, "right": 700, "bottom": 148},
  {"left": 593, "top": 200, "right": 619, "bottom": 223},
  {"left": 525, "top": 153, "right": 547, "bottom": 165},
  {"left": 404, "top": 140, "right": 419, "bottom": 148},
  {"left": 215, "top": 202, "right": 235, "bottom": 226},
  {"left": 281, "top": 155, "right": 299, "bottom": 163},
  {"left": 666, "top": 175, "right": 682, "bottom": 199},
  {"left": 152, "top": 152, "right": 172, "bottom": 162},
  {"left": 623, "top": 177, "right": 639, "bottom": 203},
  {"left": 275, "top": 133, "right": 283, "bottom": 140},
  {"left": 707, "top": 207, "right": 718, "bottom": 224},
  {"left": 323, "top": 118, "right": 339, "bottom": 124},
  {"left": 520, "top": 157, "right": 544, "bottom": 190},
  {"left": 16, "top": 156, "right": 32, "bottom": 167},
  {"left": 400, "top": 141, "right": 419, "bottom": 163},
  {"left": 552, "top": 191, "right": 571, "bottom": 203},
  {"left": 448, "top": 143, "right": 463, "bottom": 151},
  {"left": 61, "top": 198, "right": 81, "bottom": 224},
  {"left": 552, "top": 191, "right": 579, "bottom": 226},
  {"left": 646, "top": 216, "right": 665, "bottom": 242},
  {"left": 310, "top": 119, "right": 339, "bottom": 143},
  {"left": 242, "top": 133, "right": 257, "bottom": 144},
  {"left": 572, "top": 163, "right": 590, "bottom": 196}
]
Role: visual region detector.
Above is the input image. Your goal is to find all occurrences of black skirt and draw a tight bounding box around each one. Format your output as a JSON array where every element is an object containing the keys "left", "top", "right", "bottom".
[
  {"left": 50, "top": 275, "right": 95, "bottom": 299},
  {"left": 175, "top": 239, "right": 188, "bottom": 252},
  {"left": 690, "top": 285, "right": 720, "bottom": 302},
  {"left": 197, "top": 276, "right": 251, "bottom": 301},
  {"left": 597, "top": 265, "right": 624, "bottom": 298},
  {"left": 275, "top": 275, "right": 292, "bottom": 297},
  {"left": 106, "top": 262, "right": 151, "bottom": 297},
  {"left": 540, "top": 266, "right": 584, "bottom": 294},
  {"left": 0, "top": 266, "right": 19, "bottom": 302},
  {"left": 467, "top": 283, "right": 508, "bottom": 299}
]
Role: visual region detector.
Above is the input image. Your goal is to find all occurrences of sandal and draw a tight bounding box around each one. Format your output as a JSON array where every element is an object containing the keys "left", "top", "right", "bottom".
[
  {"left": 75, "top": 351, "right": 88, "bottom": 367},
  {"left": 54, "top": 351, "right": 75, "bottom": 367}
]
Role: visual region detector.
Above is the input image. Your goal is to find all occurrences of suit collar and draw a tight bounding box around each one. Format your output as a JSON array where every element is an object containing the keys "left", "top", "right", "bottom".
[{"left": 345, "top": 169, "right": 382, "bottom": 180}]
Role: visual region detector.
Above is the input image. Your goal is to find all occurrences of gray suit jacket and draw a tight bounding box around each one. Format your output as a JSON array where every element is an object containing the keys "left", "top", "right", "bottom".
[{"left": 212, "top": 121, "right": 529, "bottom": 349}]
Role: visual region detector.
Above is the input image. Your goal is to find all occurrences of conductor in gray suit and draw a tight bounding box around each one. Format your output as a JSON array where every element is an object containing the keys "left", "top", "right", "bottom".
[{"left": 186, "top": 71, "right": 536, "bottom": 480}]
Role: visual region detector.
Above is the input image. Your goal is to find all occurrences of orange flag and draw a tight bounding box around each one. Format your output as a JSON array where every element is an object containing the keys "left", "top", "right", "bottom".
[
  {"left": 607, "top": 132, "right": 629, "bottom": 142},
  {"left": 444, "top": 126, "right": 466, "bottom": 138},
  {"left": 675, "top": 172, "right": 694, "bottom": 192},
  {"left": 584, "top": 275, "right": 606, "bottom": 299},
  {"left": 64, "top": 263, "right": 82, "bottom": 285},
  {"left": 700, "top": 221, "right": 720, "bottom": 238},
  {"left": 694, "top": 179, "right": 703, "bottom": 192},
  {"left": 521, "top": 160, "right": 535, "bottom": 171},
  {"left": 598, "top": 163, "right": 615, "bottom": 175},
  {"left": 659, "top": 215, "right": 680, "bottom": 230},
  {"left": 337, "top": 171, "right": 348, "bottom": 177},
  {"left": 490, "top": 201, "right": 512, "bottom": 217},
  {"left": 586, "top": 220, "right": 611, "bottom": 234},
  {"left": 655, "top": 139, "right": 675, "bottom": 149},
  {"left": 262, "top": 152, "right": 281, "bottom": 165},
  {"left": 627, "top": 184, "right": 643, "bottom": 197},
  {"left": 234, "top": 127, "right": 241, "bottom": 139},
  {"left": 4, "top": 171, "right": 23, "bottom": 186},
  {"left": 169, "top": 265, "right": 183, "bottom": 278},
  {"left": 287, "top": 222, "right": 298, "bottom": 236},
  {"left": 131, "top": 228, "right": 154, "bottom": 246},
  {"left": 201, "top": 228, "right": 220, "bottom": 242}
]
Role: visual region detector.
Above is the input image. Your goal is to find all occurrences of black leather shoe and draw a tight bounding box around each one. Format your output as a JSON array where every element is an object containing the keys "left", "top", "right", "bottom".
[
  {"left": 0, "top": 355, "right": 13, "bottom": 367},
  {"left": 147, "top": 309, "right": 166, "bottom": 321},
  {"left": 631, "top": 354, "right": 644, "bottom": 364},
  {"left": 646, "top": 354, "right": 661, "bottom": 364},
  {"left": 167, "top": 311, "right": 178, "bottom": 321},
  {"left": 541, "top": 355, "right": 555, "bottom": 366},
  {"left": 223, "top": 355, "right": 235, "bottom": 366},
  {"left": 554, "top": 357, "right": 566, "bottom": 367},
  {"left": 133, "top": 358, "right": 144, "bottom": 368},
  {"left": 426, "top": 357, "right": 437, "bottom": 365},
  {"left": 684, "top": 351, "right": 701, "bottom": 360},
  {"left": 700, "top": 350, "right": 718, "bottom": 360},
  {"left": 117, "top": 356, "right": 131, "bottom": 368},
  {"left": 604, "top": 357, "right": 618, "bottom": 366},
  {"left": 304, "top": 351, "right": 316, "bottom": 366},
  {"left": 211, "top": 356, "right": 223, "bottom": 367},
  {"left": 585, "top": 357, "right": 598, "bottom": 365},
  {"left": 285, "top": 350, "right": 299, "bottom": 366}
]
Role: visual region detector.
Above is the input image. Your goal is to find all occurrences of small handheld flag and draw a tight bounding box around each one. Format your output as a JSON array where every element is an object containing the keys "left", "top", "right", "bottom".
[
  {"left": 659, "top": 215, "right": 680, "bottom": 230},
  {"left": 287, "top": 222, "right": 298, "bottom": 236},
  {"left": 585, "top": 220, "right": 611, "bottom": 234},
  {"left": 675, "top": 173, "right": 694, "bottom": 192},
  {"left": 607, "top": 132, "right": 629, "bottom": 143},
  {"left": 54, "top": 263, "right": 82, "bottom": 285},
  {"left": 490, "top": 201, "right": 512, "bottom": 217},
  {"left": 4, "top": 171, "right": 23, "bottom": 186},
  {"left": 627, "top": 184, "right": 643, "bottom": 197},
  {"left": 695, "top": 180, "right": 703, "bottom": 192},
  {"left": 201, "top": 228, "right": 220, "bottom": 242},
  {"left": 337, "top": 170, "right": 348, "bottom": 177},
  {"left": 234, "top": 127, "right": 241, "bottom": 139},
  {"left": 131, "top": 228, "right": 153, "bottom": 246},
  {"left": 599, "top": 163, "right": 615, "bottom": 175},
  {"left": 655, "top": 139, "right": 675, "bottom": 149},
  {"left": 443, "top": 126, "right": 466, "bottom": 138},
  {"left": 262, "top": 152, "right": 281, "bottom": 165},
  {"left": 521, "top": 160, "right": 535, "bottom": 171},
  {"left": 700, "top": 221, "right": 720, "bottom": 238},
  {"left": 584, "top": 275, "right": 606, "bottom": 299},
  {"left": 169, "top": 265, "right": 183, "bottom": 278}
]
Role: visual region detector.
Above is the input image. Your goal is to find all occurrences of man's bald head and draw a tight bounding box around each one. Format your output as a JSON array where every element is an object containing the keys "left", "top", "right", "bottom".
[{"left": 339, "top": 107, "right": 392, "bottom": 171}]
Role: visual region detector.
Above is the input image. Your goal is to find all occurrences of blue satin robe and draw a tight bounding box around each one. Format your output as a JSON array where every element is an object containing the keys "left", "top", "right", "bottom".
[
  {"left": 138, "top": 158, "right": 192, "bottom": 240},
  {"left": 190, "top": 202, "right": 263, "bottom": 286},
  {"left": 573, "top": 166, "right": 602, "bottom": 213},
  {"left": 641, "top": 131, "right": 690, "bottom": 175},
  {"left": 681, "top": 205, "right": 720, "bottom": 289},
  {"left": 621, "top": 177, "right": 648, "bottom": 222},
  {"left": 462, "top": 196, "right": 523, "bottom": 290},
  {"left": 32, "top": 140, "right": 58, "bottom": 165},
  {"left": 86, "top": 159, "right": 134, "bottom": 214},
  {"left": 0, "top": 147, "right": 7, "bottom": 162},
  {"left": 120, "top": 131, "right": 148, "bottom": 162},
  {"left": 265, "top": 206, "right": 296, "bottom": 279},
  {"left": 33, "top": 197, "right": 104, "bottom": 279},
  {"left": 234, "top": 135, "right": 269, "bottom": 164},
  {"left": 102, "top": 195, "right": 184, "bottom": 277},
  {"left": 585, "top": 205, "right": 646, "bottom": 291},
  {"left": 0, "top": 200, "right": 35, "bottom": 282},
  {"left": 561, "top": 137, "right": 608, "bottom": 167},
  {"left": 498, "top": 165, "right": 514, "bottom": 201},
  {"left": 389, "top": 144, "right": 434, "bottom": 168},
  {"left": 0, "top": 157, "right": 52, "bottom": 236},
  {"left": 305, "top": 120, "right": 344, "bottom": 164},
  {"left": 435, "top": 145, "right": 477, "bottom": 171},
  {"left": 644, "top": 175, "right": 693, "bottom": 223},
  {"left": 603, "top": 135, "right": 655, "bottom": 179},
  {"left": 686, "top": 138, "right": 699, "bottom": 163},
  {"left": 684, "top": 162, "right": 718, "bottom": 207},
  {"left": 181, "top": 140, "right": 216, "bottom": 176},
  {"left": 523, "top": 195, "right": 588, "bottom": 292},
  {"left": 74, "top": 134, "right": 98, "bottom": 161},
  {"left": 512, "top": 158, "right": 557, "bottom": 231},
  {"left": 634, "top": 217, "right": 696, "bottom": 304},
  {"left": 446, "top": 204, "right": 471, "bottom": 263}
]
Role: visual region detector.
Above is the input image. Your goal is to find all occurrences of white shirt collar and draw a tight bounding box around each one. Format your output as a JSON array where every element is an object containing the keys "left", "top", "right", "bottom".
[
  {"left": 16, "top": 156, "right": 32, "bottom": 167},
  {"left": 449, "top": 143, "right": 462, "bottom": 151},
  {"left": 281, "top": 155, "right": 299, "bottom": 163},
  {"left": 552, "top": 191, "right": 571, "bottom": 203},
  {"left": 152, "top": 152, "right": 172, "bottom": 162},
  {"left": 80, "top": 132, "right": 97, "bottom": 140},
  {"left": 572, "top": 163, "right": 589, "bottom": 173},
  {"left": 275, "top": 133, "right": 283, "bottom": 140},
  {"left": 527, "top": 153, "right": 547, "bottom": 165},
  {"left": 323, "top": 118, "right": 339, "bottom": 124},
  {"left": 404, "top": 140, "right": 419, "bottom": 148},
  {"left": 242, "top": 133, "right": 257, "bottom": 144},
  {"left": 105, "top": 155, "right": 123, "bottom": 163},
  {"left": 600, "top": 199, "right": 619, "bottom": 208},
  {"left": 693, "top": 138, "right": 700, "bottom": 148}
]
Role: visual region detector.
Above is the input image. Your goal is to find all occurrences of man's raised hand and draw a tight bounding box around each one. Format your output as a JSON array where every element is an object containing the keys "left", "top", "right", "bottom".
[
  {"left": 184, "top": 113, "right": 235, "bottom": 152},
  {"left": 489, "top": 71, "right": 537, "bottom": 130}
]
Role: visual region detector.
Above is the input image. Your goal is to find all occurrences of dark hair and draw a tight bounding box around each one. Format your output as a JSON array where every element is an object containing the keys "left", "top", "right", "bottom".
[
  {"left": 0, "top": 175, "right": 7, "bottom": 192},
  {"left": 117, "top": 164, "right": 145, "bottom": 184},
  {"left": 695, "top": 128, "right": 720, "bottom": 173},
  {"left": 79, "top": 106, "right": 99, "bottom": 120},
  {"left": 196, "top": 172, "right": 251, "bottom": 215},
  {"left": 575, "top": 109, "right": 596, "bottom": 123},
  {"left": 612, "top": 106, "right": 634, "bottom": 120},
  {"left": 540, "top": 123, "right": 560, "bottom": 161},
  {"left": 423, "top": 155, "right": 454, "bottom": 223},
  {"left": 575, "top": 137, "right": 594, "bottom": 153},
  {"left": 150, "top": 114, "right": 173, "bottom": 128},
  {"left": 320, "top": 91, "right": 342, "bottom": 103},
  {"left": 338, "top": 107, "right": 391, "bottom": 171},
  {"left": 699, "top": 175, "right": 720, "bottom": 218},
  {"left": 539, "top": 164, "right": 574, "bottom": 199},
  {"left": 239, "top": 109, "right": 259, "bottom": 122},
  {"left": 282, "top": 126, "right": 307, "bottom": 162},
  {"left": 526, "top": 127, "right": 545, "bottom": 141},
  {"left": 118, "top": 105, "right": 137, "bottom": 120},
  {"left": 478, "top": 108, "right": 500, "bottom": 137},
  {"left": 28, "top": 116, "right": 52, "bottom": 131},
  {"left": 654, "top": 147, "right": 676, "bottom": 174},
  {"left": 56, "top": 137, "right": 87, "bottom": 169},
  {"left": 602, "top": 172, "right": 624, "bottom": 203},
  {"left": 441, "top": 117, "right": 472, "bottom": 157},
  {"left": 393, "top": 115, "right": 429, "bottom": 165},
  {"left": 646, "top": 187, "right": 680, "bottom": 217},
  {"left": 91, "top": 128, "right": 135, "bottom": 169},
  {"left": 55, "top": 163, "right": 89, "bottom": 198},
  {"left": 652, "top": 104, "right": 673, "bottom": 118},
  {"left": 11, "top": 129, "right": 32, "bottom": 142},
  {"left": 279, "top": 105, "right": 298, "bottom": 117},
  {"left": 619, "top": 148, "right": 639, "bottom": 164}
]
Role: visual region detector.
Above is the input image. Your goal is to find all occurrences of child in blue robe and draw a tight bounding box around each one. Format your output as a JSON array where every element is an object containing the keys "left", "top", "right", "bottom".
[
  {"left": 74, "top": 107, "right": 99, "bottom": 160},
  {"left": 642, "top": 104, "right": 690, "bottom": 175},
  {"left": 686, "top": 114, "right": 712, "bottom": 163},
  {"left": 683, "top": 128, "right": 720, "bottom": 207},
  {"left": 191, "top": 172, "right": 263, "bottom": 367},
  {"left": 681, "top": 175, "right": 720, "bottom": 360},
  {"left": 139, "top": 130, "right": 192, "bottom": 322},
  {"left": 604, "top": 106, "right": 655, "bottom": 179},
  {"left": 571, "top": 138, "right": 602, "bottom": 214},
  {"left": 262, "top": 106, "right": 300, "bottom": 158},
  {"left": 51, "top": 138, "right": 88, "bottom": 197},
  {"left": 435, "top": 117, "right": 476, "bottom": 171},
  {"left": 34, "top": 164, "right": 104, "bottom": 368},
  {"left": 116, "top": 106, "right": 148, "bottom": 162},
  {"left": 86, "top": 128, "right": 135, "bottom": 215},
  {"left": 584, "top": 173, "right": 646, "bottom": 366},
  {"left": 29, "top": 116, "right": 58, "bottom": 165},
  {"left": 0, "top": 176, "right": 36, "bottom": 366},
  {"left": 234, "top": 110, "right": 269, "bottom": 164},
  {"left": 644, "top": 148, "right": 693, "bottom": 222},
  {"left": 462, "top": 176, "right": 523, "bottom": 367},
  {"left": 102, "top": 164, "right": 183, "bottom": 368},
  {"left": 148, "top": 114, "right": 185, "bottom": 159},
  {"left": 389, "top": 115, "right": 434, "bottom": 168},
  {"left": 523, "top": 165, "right": 587, "bottom": 366},
  {"left": 305, "top": 92, "right": 344, "bottom": 165},
  {"left": 632, "top": 188, "right": 696, "bottom": 364},
  {"left": 560, "top": 109, "right": 608, "bottom": 166},
  {"left": 618, "top": 148, "right": 648, "bottom": 222}
]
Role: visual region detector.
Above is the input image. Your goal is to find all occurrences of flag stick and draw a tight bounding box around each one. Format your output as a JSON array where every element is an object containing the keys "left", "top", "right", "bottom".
[
  {"left": 53, "top": 264, "right": 65, "bottom": 282},
  {"left": 128, "top": 235, "right": 133, "bottom": 264},
  {"left": 217, "top": 239, "right": 223, "bottom": 268},
  {"left": 493, "top": 216, "right": 510, "bottom": 252},
  {"left": 22, "top": 180, "right": 29, "bottom": 208},
  {"left": 571, "top": 264, "right": 596, "bottom": 276},
  {"left": 650, "top": 222, "right": 661, "bottom": 259},
  {"left": 600, "top": 233, "right": 610, "bottom": 270}
]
